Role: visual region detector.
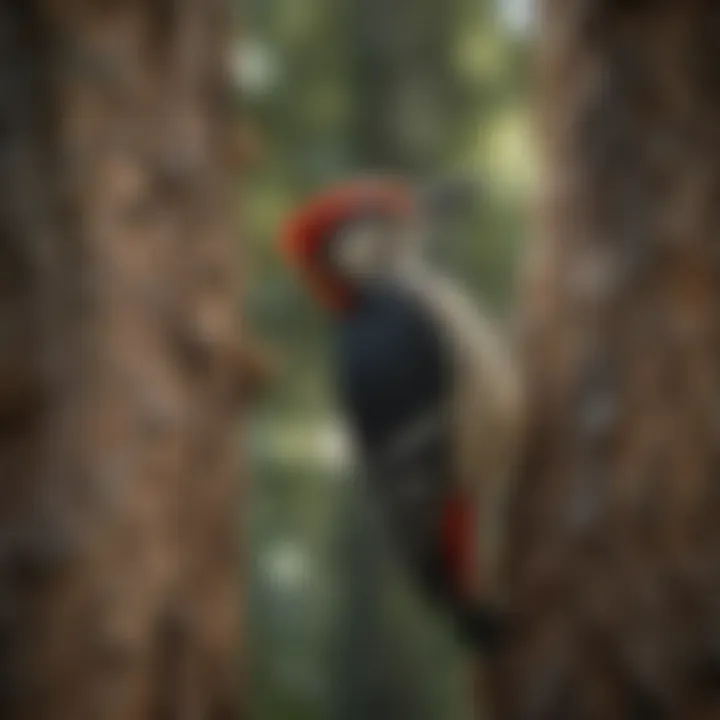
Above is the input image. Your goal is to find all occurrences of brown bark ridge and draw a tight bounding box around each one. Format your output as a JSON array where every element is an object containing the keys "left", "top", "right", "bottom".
[
  {"left": 0, "top": 1, "right": 244, "bottom": 718},
  {"left": 488, "top": 2, "right": 720, "bottom": 719}
]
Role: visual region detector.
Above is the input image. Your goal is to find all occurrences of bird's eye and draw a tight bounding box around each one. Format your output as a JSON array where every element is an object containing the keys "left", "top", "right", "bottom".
[{"left": 332, "top": 222, "right": 389, "bottom": 279}]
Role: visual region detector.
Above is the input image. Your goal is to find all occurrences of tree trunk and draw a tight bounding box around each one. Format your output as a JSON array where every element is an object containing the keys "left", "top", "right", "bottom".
[
  {"left": 488, "top": 2, "right": 720, "bottom": 718},
  {"left": 0, "top": 2, "right": 243, "bottom": 718}
]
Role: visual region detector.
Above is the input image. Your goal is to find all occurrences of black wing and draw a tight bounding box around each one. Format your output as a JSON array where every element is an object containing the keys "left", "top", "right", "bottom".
[
  {"left": 335, "top": 283, "right": 511, "bottom": 655},
  {"left": 335, "top": 284, "right": 453, "bottom": 595},
  {"left": 336, "top": 284, "right": 449, "bottom": 453}
]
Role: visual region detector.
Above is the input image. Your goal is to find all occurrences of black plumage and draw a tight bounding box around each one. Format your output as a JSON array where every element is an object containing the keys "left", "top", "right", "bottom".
[
  {"left": 335, "top": 281, "right": 449, "bottom": 454},
  {"left": 335, "top": 280, "right": 511, "bottom": 653},
  {"left": 335, "top": 281, "right": 455, "bottom": 602}
]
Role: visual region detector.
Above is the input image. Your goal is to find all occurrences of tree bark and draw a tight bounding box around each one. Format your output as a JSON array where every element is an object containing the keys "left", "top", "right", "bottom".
[
  {"left": 0, "top": 1, "right": 243, "bottom": 718},
  {"left": 489, "top": 2, "right": 720, "bottom": 718}
]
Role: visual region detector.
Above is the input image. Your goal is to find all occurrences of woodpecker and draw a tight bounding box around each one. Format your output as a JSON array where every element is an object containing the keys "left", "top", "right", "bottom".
[{"left": 281, "top": 179, "right": 523, "bottom": 653}]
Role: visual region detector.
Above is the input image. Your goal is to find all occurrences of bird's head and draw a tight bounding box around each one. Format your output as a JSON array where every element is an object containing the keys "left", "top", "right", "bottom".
[{"left": 281, "top": 179, "right": 418, "bottom": 313}]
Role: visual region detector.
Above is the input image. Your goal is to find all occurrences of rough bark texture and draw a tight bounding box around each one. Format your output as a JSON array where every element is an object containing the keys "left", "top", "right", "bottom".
[
  {"left": 489, "top": 2, "right": 720, "bottom": 718},
  {"left": 0, "top": 1, "right": 243, "bottom": 718}
]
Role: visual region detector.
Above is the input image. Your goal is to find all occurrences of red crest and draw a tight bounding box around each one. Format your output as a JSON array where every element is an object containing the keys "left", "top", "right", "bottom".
[{"left": 281, "top": 179, "right": 414, "bottom": 310}]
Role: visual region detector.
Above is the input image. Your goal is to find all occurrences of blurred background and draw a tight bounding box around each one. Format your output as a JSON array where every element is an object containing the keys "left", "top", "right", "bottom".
[{"left": 241, "top": 1, "right": 534, "bottom": 717}]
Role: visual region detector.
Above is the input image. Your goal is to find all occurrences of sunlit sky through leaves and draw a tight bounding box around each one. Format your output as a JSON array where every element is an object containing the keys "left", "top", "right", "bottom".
[{"left": 497, "top": 0, "right": 535, "bottom": 36}]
